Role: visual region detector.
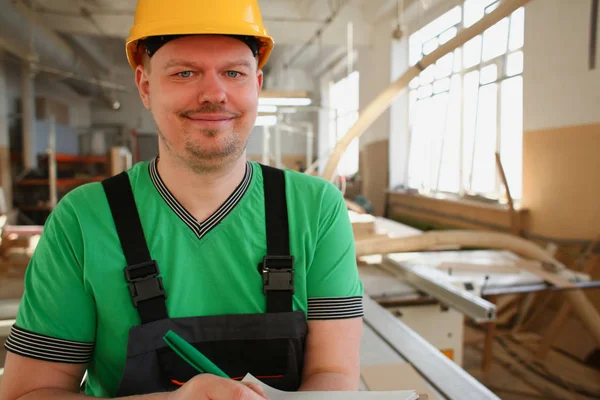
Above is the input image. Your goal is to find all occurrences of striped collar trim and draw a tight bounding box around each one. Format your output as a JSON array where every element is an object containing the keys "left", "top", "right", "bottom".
[{"left": 149, "top": 158, "right": 253, "bottom": 239}]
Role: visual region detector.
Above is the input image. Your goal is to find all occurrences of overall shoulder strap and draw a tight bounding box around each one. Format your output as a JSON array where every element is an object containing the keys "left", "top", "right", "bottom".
[
  {"left": 102, "top": 172, "right": 168, "bottom": 324},
  {"left": 259, "top": 164, "right": 294, "bottom": 313}
]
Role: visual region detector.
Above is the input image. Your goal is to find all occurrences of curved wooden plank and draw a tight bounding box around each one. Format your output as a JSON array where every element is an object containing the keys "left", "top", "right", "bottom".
[{"left": 321, "top": 0, "right": 533, "bottom": 181}]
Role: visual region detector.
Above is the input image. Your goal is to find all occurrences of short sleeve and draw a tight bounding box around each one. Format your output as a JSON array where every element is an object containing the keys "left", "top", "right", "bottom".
[
  {"left": 306, "top": 183, "right": 364, "bottom": 320},
  {"left": 5, "top": 195, "right": 96, "bottom": 364}
]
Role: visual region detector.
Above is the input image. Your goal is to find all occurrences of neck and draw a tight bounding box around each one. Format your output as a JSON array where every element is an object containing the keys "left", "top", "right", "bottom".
[{"left": 155, "top": 152, "right": 248, "bottom": 222}]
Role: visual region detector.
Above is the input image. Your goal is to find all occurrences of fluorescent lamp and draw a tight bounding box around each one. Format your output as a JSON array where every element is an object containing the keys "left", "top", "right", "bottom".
[
  {"left": 258, "top": 105, "right": 277, "bottom": 113},
  {"left": 255, "top": 115, "right": 277, "bottom": 126},
  {"left": 259, "top": 97, "right": 312, "bottom": 106}
]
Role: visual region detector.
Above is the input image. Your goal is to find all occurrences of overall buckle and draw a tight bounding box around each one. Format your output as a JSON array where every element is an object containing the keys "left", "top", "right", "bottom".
[
  {"left": 124, "top": 261, "right": 167, "bottom": 307},
  {"left": 260, "top": 255, "right": 295, "bottom": 295}
]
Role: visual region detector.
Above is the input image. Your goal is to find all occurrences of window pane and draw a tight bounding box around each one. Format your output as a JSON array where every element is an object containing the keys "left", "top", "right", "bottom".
[
  {"left": 464, "top": 0, "right": 497, "bottom": 28},
  {"left": 462, "top": 71, "right": 480, "bottom": 189},
  {"left": 420, "top": 65, "right": 436, "bottom": 85},
  {"left": 409, "top": 77, "right": 420, "bottom": 89},
  {"left": 408, "top": 97, "right": 433, "bottom": 189},
  {"left": 420, "top": 6, "right": 462, "bottom": 42},
  {"left": 409, "top": 33, "right": 423, "bottom": 66},
  {"left": 509, "top": 7, "right": 525, "bottom": 50},
  {"left": 418, "top": 84, "right": 433, "bottom": 99},
  {"left": 423, "top": 37, "right": 439, "bottom": 55},
  {"left": 330, "top": 71, "right": 359, "bottom": 176},
  {"left": 471, "top": 83, "right": 498, "bottom": 194},
  {"left": 433, "top": 77, "right": 451, "bottom": 94},
  {"left": 463, "top": 35, "right": 482, "bottom": 68},
  {"left": 500, "top": 76, "right": 523, "bottom": 199},
  {"left": 436, "top": 53, "right": 454, "bottom": 78},
  {"left": 506, "top": 51, "right": 524, "bottom": 76},
  {"left": 480, "top": 64, "right": 498, "bottom": 84},
  {"left": 439, "top": 27, "right": 457, "bottom": 45},
  {"left": 482, "top": 17, "right": 509, "bottom": 61},
  {"left": 429, "top": 93, "right": 449, "bottom": 188},
  {"left": 453, "top": 48, "right": 462, "bottom": 72},
  {"left": 485, "top": 1, "right": 500, "bottom": 13},
  {"left": 437, "top": 75, "right": 462, "bottom": 193}
]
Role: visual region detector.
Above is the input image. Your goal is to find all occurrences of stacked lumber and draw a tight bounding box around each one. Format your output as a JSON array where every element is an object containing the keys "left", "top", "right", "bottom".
[{"left": 0, "top": 222, "right": 42, "bottom": 277}]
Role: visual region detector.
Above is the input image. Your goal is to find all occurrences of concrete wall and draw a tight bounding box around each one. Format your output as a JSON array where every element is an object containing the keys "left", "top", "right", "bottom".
[
  {"left": 2, "top": 59, "right": 92, "bottom": 157},
  {"left": 521, "top": 0, "right": 600, "bottom": 241},
  {"left": 520, "top": 0, "right": 600, "bottom": 238},
  {"left": 523, "top": 0, "right": 600, "bottom": 131},
  {"left": 91, "top": 86, "right": 156, "bottom": 134}
]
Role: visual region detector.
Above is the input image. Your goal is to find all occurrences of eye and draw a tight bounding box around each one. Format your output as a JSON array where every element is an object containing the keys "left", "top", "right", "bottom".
[
  {"left": 226, "top": 71, "right": 242, "bottom": 78},
  {"left": 176, "top": 71, "right": 193, "bottom": 78}
]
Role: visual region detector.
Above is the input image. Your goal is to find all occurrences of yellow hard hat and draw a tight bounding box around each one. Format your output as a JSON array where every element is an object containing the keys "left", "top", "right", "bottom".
[{"left": 126, "top": 0, "right": 274, "bottom": 70}]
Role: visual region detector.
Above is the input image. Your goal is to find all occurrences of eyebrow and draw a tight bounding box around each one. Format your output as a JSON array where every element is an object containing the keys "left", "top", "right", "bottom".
[{"left": 163, "top": 59, "right": 254, "bottom": 70}]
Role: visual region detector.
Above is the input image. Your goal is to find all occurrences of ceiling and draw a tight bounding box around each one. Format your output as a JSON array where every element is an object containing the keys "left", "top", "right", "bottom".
[
  {"left": 0, "top": 0, "right": 416, "bottom": 102},
  {"left": 22, "top": 0, "right": 406, "bottom": 69}
]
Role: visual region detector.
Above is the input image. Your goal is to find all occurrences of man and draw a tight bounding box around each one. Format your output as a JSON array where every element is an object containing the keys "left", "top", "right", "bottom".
[{"left": 0, "top": 0, "right": 364, "bottom": 399}]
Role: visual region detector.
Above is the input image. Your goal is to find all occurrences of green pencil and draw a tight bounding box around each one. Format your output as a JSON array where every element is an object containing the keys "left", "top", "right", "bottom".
[{"left": 163, "top": 330, "right": 230, "bottom": 379}]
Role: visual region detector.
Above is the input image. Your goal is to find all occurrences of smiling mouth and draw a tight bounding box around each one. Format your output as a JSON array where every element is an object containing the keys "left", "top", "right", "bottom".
[{"left": 185, "top": 114, "right": 236, "bottom": 121}]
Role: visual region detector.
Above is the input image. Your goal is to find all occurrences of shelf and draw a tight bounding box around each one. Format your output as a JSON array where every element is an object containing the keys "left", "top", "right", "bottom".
[
  {"left": 18, "top": 205, "right": 52, "bottom": 212},
  {"left": 39, "top": 154, "right": 107, "bottom": 164},
  {"left": 12, "top": 153, "right": 107, "bottom": 164},
  {"left": 17, "top": 176, "right": 107, "bottom": 187}
]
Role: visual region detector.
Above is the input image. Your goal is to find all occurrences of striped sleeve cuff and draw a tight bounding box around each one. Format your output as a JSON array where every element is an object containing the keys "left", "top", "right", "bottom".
[
  {"left": 307, "top": 296, "right": 364, "bottom": 320},
  {"left": 5, "top": 325, "right": 94, "bottom": 364}
]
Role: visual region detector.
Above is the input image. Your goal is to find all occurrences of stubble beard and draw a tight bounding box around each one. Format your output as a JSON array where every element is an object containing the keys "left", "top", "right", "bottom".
[{"left": 158, "top": 125, "right": 247, "bottom": 174}]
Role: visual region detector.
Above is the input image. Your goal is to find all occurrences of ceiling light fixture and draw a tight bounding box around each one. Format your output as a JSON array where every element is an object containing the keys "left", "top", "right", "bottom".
[
  {"left": 258, "top": 97, "right": 312, "bottom": 106},
  {"left": 255, "top": 115, "right": 278, "bottom": 126},
  {"left": 258, "top": 104, "right": 278, "bottom": 113}
]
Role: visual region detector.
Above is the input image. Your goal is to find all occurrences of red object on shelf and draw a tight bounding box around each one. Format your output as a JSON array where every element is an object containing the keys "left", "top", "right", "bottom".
[
  {"left": 17, "top": 176, "right": 107, "bottom": 187},
  {"left": 40, "top": 153, "right": 107, "bottom": 163},
  {"left": 54, "top": 154, "right": 107, "bottom": 163}
]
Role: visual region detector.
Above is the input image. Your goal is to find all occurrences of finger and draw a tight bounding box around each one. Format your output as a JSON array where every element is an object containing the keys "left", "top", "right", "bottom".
[{"left": 241, "top": 382, "right": 267, "bottom": 398}]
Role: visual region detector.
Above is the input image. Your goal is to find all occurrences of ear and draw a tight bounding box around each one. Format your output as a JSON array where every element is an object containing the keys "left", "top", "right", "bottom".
[
  {"left": 256, "top": 69, "right": 264, "bottom": 96},
  {"left": 135, "top": 65, "right": 151, "bottom": 110}
]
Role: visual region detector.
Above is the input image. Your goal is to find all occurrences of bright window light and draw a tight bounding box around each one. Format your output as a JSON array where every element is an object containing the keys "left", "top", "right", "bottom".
[
  {"left": 259, "top": 97, "right": 312, "bottom": 106},
  {"left": 258, "top": 105, "right": 277, "bottom": 113},
  {"left": 255, "top": 115, "right": 277, "bottom": 126}
]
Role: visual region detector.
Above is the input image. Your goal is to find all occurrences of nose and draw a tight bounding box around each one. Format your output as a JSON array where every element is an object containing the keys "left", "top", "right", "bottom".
[{"left": 197, "top": 71, "right": 227, "bottom": 105}]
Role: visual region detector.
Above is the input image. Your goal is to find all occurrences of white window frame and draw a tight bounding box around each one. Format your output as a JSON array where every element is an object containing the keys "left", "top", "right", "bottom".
[{"left": 405, "top": 1, "right": 524, "bottom": 201}]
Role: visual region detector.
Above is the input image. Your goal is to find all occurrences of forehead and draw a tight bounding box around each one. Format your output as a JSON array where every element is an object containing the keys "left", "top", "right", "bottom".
[{"left": 153, "top": 35, "right": 255, "bottom": 66}]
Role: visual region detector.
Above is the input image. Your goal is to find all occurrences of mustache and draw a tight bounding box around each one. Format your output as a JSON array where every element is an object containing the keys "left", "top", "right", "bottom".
[{"left": 179, "top": 105, "right": 241, "bottom": 118}]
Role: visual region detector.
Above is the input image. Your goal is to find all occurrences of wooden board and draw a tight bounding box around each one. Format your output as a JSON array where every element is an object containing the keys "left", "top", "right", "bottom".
[
  {"left": 515, "top": 260, "right": 576, "bottom": 288},
  {"left": 361, "top": 364, "right": 437, "bottom": 400},
  {"left": 436, "top": 262, "right": 521, "bottom": 274}
]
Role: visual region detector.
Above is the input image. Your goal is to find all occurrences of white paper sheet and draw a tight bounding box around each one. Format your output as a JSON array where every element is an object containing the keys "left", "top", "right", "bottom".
[{"left": 240, "top": 374, "right": 420, "bottom": 400}]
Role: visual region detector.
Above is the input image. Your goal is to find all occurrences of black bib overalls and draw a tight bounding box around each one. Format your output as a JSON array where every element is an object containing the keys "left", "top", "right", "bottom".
[{"left": 100, "top": 164, "right": 307, "bottom": 396}]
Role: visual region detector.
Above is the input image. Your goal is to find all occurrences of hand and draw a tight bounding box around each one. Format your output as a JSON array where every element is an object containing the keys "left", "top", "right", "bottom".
[{"left": 169, "top": 374, "right": 269, "bottom": 400}]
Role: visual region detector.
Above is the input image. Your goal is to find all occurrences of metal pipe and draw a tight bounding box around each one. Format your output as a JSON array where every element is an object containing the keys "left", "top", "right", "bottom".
[
  {"left": 262, "top": 125, "right": 270, "bottom": 165},
  {"left": 283, "top": 0, "right": 348, "bottom": 69},
  {"left": 306, "top": 124, "right": 314, "bottom": 170},
  {"left": 21, "top": 61, "right": 36, "bottom": 170},
  {"left": 274, "top": 124, "right": 282, "bottom": 168},
  {"left": 347, "top": 20, "right": 353, "bottom": 76},
  {"left": 47, "top": 115, "right": 57, "bottom": 209}
]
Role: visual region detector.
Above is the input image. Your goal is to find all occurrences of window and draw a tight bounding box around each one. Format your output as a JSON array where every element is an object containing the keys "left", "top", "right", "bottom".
[
  {"left": 329, "top": 71, "right": 360, "bottom": 177},
  {"left": 406, "top": 1, "right": 524, "bottom": 200}
]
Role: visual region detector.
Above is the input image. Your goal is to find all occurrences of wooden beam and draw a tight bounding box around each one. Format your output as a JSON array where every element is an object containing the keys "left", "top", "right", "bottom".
[
  {"left": 535, "top": 238, "right": 600, "bottom": 359},
  {"left": 321, "top": 0, "right": 534, "bottom": 181},
  {"left": 355, "top": 229, "right": 600, "bottom": 346},
  {"left": 482, "top": 295, "right": 498, "bottom": 375},
  {"left": 495, "top": 152, "right": 520, "bottom": 235}
]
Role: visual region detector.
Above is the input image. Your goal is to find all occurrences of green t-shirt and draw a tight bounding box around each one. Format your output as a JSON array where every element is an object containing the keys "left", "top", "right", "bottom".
[{"left": 5, "top": 159, "right": 364, "bottom": 397}]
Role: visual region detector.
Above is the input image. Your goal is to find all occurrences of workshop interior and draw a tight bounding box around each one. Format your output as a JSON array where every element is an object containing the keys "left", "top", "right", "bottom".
[{"left": 0, "top": 0, "right": 600, "bottom": 399}]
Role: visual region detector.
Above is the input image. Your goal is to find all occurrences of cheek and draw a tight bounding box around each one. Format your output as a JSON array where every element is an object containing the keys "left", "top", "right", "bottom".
[{"left": 152, "top": 81, "right": 195, "bottom": 112}]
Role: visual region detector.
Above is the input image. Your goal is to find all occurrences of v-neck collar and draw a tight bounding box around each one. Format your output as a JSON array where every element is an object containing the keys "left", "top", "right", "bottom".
[{"left": 148, "top": 157, "right": 253, "bottom": 240}]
